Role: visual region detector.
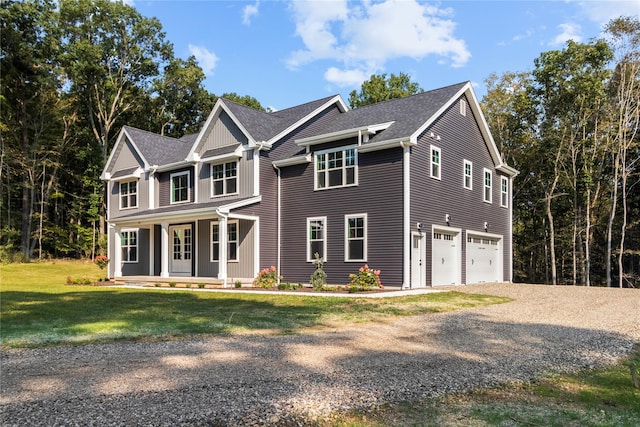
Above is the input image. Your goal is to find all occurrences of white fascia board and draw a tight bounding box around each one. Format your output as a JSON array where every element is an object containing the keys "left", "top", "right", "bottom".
[
  {"left": 296, "top": 121, "right": 395, "bottom": 147},
  {"left": 199, "top": 145, "right": 244, "bottom": 163},
  {"left": 357, "top": 138, "right": 415, "bottom": 153},
  {"left": 267, "top": 95, "right": 348, "bottom": 146},
  {"left": 154, "top": 160, "right": 192, "bottom": 173},
  {"left": 106, "top": 167, "right": 144, "bottom": 182},
  {"left": 410, "top": 83, "right": 470, "bottom": 144},
  {"left": 272, "top": 154, "right": 312, "bottom": 168},
  {"left": 101, "top": 128, "right": 150, "bottom": 180},
  {"left": 497, "top": 163, "right": 519, "bottom": 177},
  {"left": 216, "top": 195, "right": 262, "bottom": 214}
]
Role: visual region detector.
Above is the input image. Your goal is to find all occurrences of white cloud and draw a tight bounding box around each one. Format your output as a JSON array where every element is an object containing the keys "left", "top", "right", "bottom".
[
  {"left": 324, "top": 67, "right": 372, "bottom": 87},
  {"left": 243, "top": 1, "right": 260, "bottom": 26},
  {"left": 188, "top": 44, "right": 219, "bottom": 76},
  {"left": 286, "top": 0, "right": 470, "bottom": 87},
  {"left": 577, "top": 0, "right": 639, "bottom": 25},
  {"left": 550, "top": 22, "right": 583, "bottom": 46}
]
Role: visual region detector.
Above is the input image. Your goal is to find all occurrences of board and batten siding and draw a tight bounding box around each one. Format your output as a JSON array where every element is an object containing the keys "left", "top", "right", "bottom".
[
  {"left": 196, "top": 149, "right": 255, "bottom": 202},
  {"left": 280, "top": 145, "right": 404, "bottom": 286},
  {"left": 196, "top": 218, "right": 255, "bottom": 279},
  {"left": 410, "top": 95, "right": 511, "bottom": 284},
  {"left": 110, "top": 139, "right": 144, "bottom": 172}
]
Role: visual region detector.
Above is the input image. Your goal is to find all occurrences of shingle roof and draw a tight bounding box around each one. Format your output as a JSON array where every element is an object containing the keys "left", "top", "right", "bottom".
[
  {"left": 222, "top": 95, "right": 338, "bottom": 142},
  {"left": 123, "top": 126, "right": 193, "bottom": 166}
]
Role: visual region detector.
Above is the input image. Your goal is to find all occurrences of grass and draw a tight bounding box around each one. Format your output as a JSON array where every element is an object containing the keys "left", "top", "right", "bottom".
[
  {"left": 0, "top": 261, "right": 510, "bottom": 348},
  {"left": 315, "top": 346, "right": 640, "bottom": 426}
]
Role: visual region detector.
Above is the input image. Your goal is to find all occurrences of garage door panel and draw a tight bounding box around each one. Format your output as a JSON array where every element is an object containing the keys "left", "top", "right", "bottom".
[
  {"left": 432, "top": 230, "right": 461, "bottom": 286},
  {"left": 466, "top": 235, "right": 502, "bottom": 284}
]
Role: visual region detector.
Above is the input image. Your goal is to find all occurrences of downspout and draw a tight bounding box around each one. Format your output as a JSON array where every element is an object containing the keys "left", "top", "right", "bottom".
[
  {"left": 272, "top": 164, "right": 282, "bottom": 285},
  {"left": 400, "top": 140, "right": 411, "bottom": 289}
]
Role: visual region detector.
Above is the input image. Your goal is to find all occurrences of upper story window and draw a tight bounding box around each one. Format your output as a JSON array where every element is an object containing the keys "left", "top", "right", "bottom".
[
  {"left": 307, "top": 216, "right": 327, "bottom": 262},
  {"left": 121, "top": 229, "right": 138, "bottom": 263},
  {"left": 211, "top": 161, "right": 238, "bottom": 197},
  {"left": 171, "top": 171, "right": 190, "bottom": 204},
  {"left": 119, "top": 180, "right": 137, "bottom": 209},
  {"left": 345, "top": 214, "right": 367, "bottom": 262},
  {"left": 460, "top": 99, "right": 467, "bottom": 116},
  {"left": 315, "top": 147, "right": 357, "bottom": 190},
  {"left": 430, "top": 145, "right": 441, "bottom": 180},
  {"left": 463, "top": 160, "right": 472, "bottom": 190},
  {"left": 484, "top": 168, "right": 492, "bottom": 203},
  {"left": 501, "top": 176, "right": 508, "bottom": 208}
]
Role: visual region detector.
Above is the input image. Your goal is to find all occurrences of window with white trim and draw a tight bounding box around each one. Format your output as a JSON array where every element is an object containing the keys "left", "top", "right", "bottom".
[
  {"left": 211, "top": 221, "right": 239, "bottom": 262},
  {"left": 463, "top": 160, "right": 472, "bottom": 190},
  {"left": 315, "top": 147, "right": 357, "bottom": 190},
  {"left": 307, "top": 217, "right": 327, "bottom": 262},
  {"left": 121, "top": 229, "right": 138, "bottom": 263},
  {"left": 460, "top": 99, "right": 467, "bottom": 116},
  {"left": 211, "top": 161, "right": 238, "bottom": 197},
  {"left": 345, "top": 214, "right": 367, "bottom": 262},
  {"left": 501, "top": 176, "right": 508, "bottom": 207},
  {"left": 171, "top": 171, "right": 190, "bottom": 204},
  {"left": 430, "top": 145, "right": 441, "bottom": 180},
  {"left": 484, "top": 168, "right": 492, "bottom": 203},
  {"left": 119, "top": 180, "right": 137, "bottom": 209}
]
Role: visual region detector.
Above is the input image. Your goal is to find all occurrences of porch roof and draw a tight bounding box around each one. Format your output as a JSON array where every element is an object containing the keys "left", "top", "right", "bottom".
[{"left": 108, "top": 197, "right": 260, "bottom": 225}]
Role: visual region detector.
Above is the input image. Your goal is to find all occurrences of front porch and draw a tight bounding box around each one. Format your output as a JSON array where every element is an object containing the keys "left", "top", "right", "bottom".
[{"left": 112, "top": 275, "right": 255, "bottom": 287}]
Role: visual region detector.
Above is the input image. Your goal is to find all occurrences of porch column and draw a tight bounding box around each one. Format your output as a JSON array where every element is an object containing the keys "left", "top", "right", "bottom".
[
  {"left": 113, "top": 225, "right": 122, "bottom": 277},
  {"left": 160, "top": 222, "right": 169, "bottom": 278},
  {"left": 218, "top": 214, "right": 228, "bottom": 287},
  {"left": 149, "top": 225, "right": 155, "bottom": 276}
]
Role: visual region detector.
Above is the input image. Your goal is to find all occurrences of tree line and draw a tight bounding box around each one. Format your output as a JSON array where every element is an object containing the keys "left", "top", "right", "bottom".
[{"left": 1, "top": 1, "right": 638, "bottom": 286}]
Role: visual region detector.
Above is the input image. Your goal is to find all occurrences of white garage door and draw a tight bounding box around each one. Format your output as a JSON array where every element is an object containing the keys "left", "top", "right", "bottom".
[
  {"left": 432, "top": 229, "right": 461, "bottom": 286},
  {"left": 466, "top": 234, "right": 502, "bottom": 284}
]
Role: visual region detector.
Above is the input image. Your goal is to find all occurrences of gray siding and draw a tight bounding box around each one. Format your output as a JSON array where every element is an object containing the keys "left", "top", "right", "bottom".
[
  {"left": 111, "top": 139, "right": 144, "bottom": 172},
  {"left": 158, "top": 167, "right": 194, "bottom": 207},
  {"left": 121, "top": 228, "right": 150, "bottom": 276},
  {"left": 196, "top": 149, "right": 255, "bottom": 203},
  {"left": 196, "top": 218, "right": 255, "bottom": 278},
  {"left": 279, "top": 145, "right": 404, "bottom": 286},
  {"left": 108, "top": 172, "right": 150, "bottom": 220},
  {"left": 410, "top": 95, "right": 511, "bottom": 284},
  {"left": 200, "top": 111, "right": 249, "bottom": 153}
]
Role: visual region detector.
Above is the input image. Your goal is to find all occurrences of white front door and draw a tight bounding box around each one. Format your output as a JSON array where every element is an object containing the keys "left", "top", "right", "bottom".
[
  {"left": 411, "top": 233, "right": 426, "bottom": 288},
  {"left": 170, "top": 225, "right": 192, "bottom": 276}
]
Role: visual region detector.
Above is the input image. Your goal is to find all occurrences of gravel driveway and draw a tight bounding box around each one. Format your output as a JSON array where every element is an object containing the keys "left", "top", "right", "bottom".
[{"left": 1, "top": 283, "right": 639, "bottom": 426}]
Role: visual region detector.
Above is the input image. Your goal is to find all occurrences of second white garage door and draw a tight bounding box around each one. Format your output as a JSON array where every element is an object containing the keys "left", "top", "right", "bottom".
[
  {"left": 432, "top": 228, "right": 461, "bottom": 286},
  {"left": 466, "top": 232, "right": 503, "bottom": 284}
]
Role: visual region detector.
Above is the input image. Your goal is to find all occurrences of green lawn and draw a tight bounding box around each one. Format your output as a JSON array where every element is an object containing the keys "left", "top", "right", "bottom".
[{"left": 0, "top": 261, "right": 509, "bottom": 348}]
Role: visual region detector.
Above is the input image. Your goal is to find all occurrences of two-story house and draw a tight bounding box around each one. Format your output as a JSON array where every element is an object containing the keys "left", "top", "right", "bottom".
[{"left": 101, "top": 81, "right": 517, "bottom": 288}]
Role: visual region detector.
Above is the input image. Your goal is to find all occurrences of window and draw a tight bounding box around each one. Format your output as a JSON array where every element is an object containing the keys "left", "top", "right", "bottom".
[
  {"left": 211, "top": 221, "right": 239, "bottom": 262},
  {"left": 430, "top": 145, "right": 441, "bottom": 180},
  {"left": 345, "top": 214, "right": 367, "bottom": 262},
  {"left": 484, "top": 168, "right": 492, "bottom": 203},
  {"left": 315, "top": 147, "right": 357, "bottom": 189},
  {"left": 211, "top": 161, "right": 238, "bottom": 197},
  {"left": 171, "top": 171, "right": 190, "bottom": 204},
  {"left": 464, "top": 160, "right": 472, "bottom": 190},
  {"left": 501, "top": 176, "right": 508, "bottom": 207},
  {"left": 307, "top": 217, "right": 327, "bottom": 262},
  {"left": 119, "top": 180, "right": 137, "bottom": 209},
  {"left": 121, "top": 229, "right": 138, "bottom": 263},
  {"left": 460, "top": 99, "right": 467, "bottom": 116}
]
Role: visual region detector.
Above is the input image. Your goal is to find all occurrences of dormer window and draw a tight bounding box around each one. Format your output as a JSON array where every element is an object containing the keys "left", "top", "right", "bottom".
[
  {"left": 119, "top": 180, "right": 138, "bottom": 209},
  {"left": 315, "top": 146, "right": 357, "bottom": 190},
  {"left": 211, "top": 161, "right": 238, "bottom": 197}
]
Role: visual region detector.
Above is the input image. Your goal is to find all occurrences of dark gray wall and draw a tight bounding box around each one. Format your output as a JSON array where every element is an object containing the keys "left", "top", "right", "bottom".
[
  {"left": 121, "top": 228, "right": 150, "bottom": 275},
  {"left": 158, "top": 166, "right": 194, "bottom": 207},
  {"left": 410, "top": 95, "right": 512, "bottom": 284}
]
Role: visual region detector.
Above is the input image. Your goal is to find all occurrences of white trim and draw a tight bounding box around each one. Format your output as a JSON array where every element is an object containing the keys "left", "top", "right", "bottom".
[
  {"left": 210, "top": 160, "right": 239, "bottom": 198},
  {"left": 199, "top": 145, "right": 243, "bottom": 163},
  {"left": 356, "top": 138, "right": 415, "bottom": 153},
  {"left": 483, "top": 168, "right": 493, "bottom": 203},
  {"left": 307, "top": 216, "right": 327, "bottom": 262},
  {"left": 101, "top": 128, "right": 150, "bottom": 180},
  {"left": 402, "top": 142, "right": 411, "bottom": 289},
  {"left": 500, "top": 176, "right": 509, "bottom": 208},
  {"left": 296, "top": 122, "right": 393, "bottom": 147},
  {"left": 149, "top": 225, "right": 155, "bottom": 276},
  {"left": 120, "top": 228, "right": 139, "bottom": 263},
  {"left": 430, "top": 145, "right": 441, "bottom": 180},
  {"left": 272, "top": 153, "right": 312, "bottom": 168},
  {"left": 253, "top": 148, "right": 260, "bottom": 196},
  {"left": 211, "top": 219, "right": 239, "bottom": 263},
  {"left": 460, "top": 99, "right": 467, "bottom": 116},
  {"left": 463, "top": 159, "right": 473, "bottom": 190},
  {"left": 160, "top": 222, "right": 169, "bottom": 278},
  {"left": 314, "top": 145, "right": 358, "bottom": 190},
  {"left": 170, "top": 170, "right": 191, "bottom": 204},
  {"left": 344, "top": 213, "right": 367, "bottom": 262},
  {"left": 119, "top": 180, "right": 139, "bottom": 210}
]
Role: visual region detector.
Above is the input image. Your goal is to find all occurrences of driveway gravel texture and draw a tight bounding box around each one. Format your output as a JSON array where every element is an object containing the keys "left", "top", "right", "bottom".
[{"left": 1, "top": 283, "right": 639, "bottom": 426}]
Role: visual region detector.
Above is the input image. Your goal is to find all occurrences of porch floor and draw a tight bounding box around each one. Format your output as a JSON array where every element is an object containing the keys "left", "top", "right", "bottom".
[{"left": 113, "top": 276, "right": 228, "bottom": 287}]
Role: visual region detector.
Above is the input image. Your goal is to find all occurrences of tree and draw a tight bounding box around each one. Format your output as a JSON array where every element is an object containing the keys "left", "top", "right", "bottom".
[{"left": 348, "top": 73, "right": 423, "bottom": 108}]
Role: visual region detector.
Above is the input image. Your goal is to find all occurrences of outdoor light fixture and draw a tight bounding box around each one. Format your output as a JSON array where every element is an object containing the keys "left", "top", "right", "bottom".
[
  {"left": 445, "top": 214, "right": 451, "bottom": 225},
  {"left": 484, "top": 221, "right": 489, "bottom": 232}
]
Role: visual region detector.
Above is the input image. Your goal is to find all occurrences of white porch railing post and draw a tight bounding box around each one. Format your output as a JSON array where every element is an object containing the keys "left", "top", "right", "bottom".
[{"left": 113, "top": 226, "right": 122, "bottom": 277}]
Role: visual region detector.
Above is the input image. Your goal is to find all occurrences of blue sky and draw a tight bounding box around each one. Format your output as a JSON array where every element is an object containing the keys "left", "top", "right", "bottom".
[{"left": 132, "top": 0, "right": 638, "bottom": 110}]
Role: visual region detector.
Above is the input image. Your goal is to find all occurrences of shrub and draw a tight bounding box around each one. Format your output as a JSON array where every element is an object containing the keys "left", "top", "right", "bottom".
[
  {"left": 310, "top": 252, "right": 327, "bottom": 289},
  {"left": 168, "top": 282, "right": 176, "bottom": 288},
  {"left": 154, "top": 283, "right": 161, "bottom": 287},
  {"left": 94, "top": 255, "right": 110, "bottom": 270},
  {"left": 234, "top": 280, "right": 242, "bottom": 288},
  {"left": 277, "top": 282, "right": 302, "bottom": 290},
  {"left": 253, "top": 266, "right": 279, "bottom": 288},
  {"left": 347, "top": 264, "right": 383, "bottom": 293},
  {"left": 198, "top": 283, "right": 205, "bottom": 289}
]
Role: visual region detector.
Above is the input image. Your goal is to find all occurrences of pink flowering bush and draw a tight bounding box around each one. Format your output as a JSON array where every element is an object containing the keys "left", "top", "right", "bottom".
[
  {"left": 347, "top": 264, "right": 383, "bottom": 293},
  {"left": 94, "top": 255, "right": 110, "bottom": 270},
  {"left": 253, "top": 265, "right": 280, "bottom": 288}
]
